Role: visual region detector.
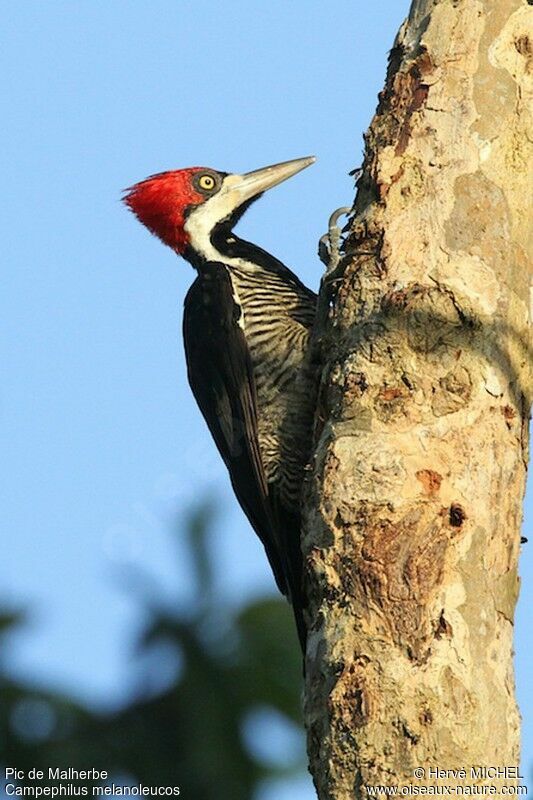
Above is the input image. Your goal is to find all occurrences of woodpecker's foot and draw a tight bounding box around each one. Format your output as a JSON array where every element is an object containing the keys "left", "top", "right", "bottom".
[
  {"left": 318, "top": 206, "right": 351, "bottom": 275},
  {"left": 315, "top": 207, "right": 352, "bottom": 336}
]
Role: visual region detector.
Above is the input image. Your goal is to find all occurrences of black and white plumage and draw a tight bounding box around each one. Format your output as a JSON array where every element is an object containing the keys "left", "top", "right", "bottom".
[{"left": 124, "top": 157, "right": 317, "bottom": 650}]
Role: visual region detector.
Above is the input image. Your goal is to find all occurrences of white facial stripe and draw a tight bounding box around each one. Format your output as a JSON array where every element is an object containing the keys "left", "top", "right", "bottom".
[{"left": 183, "top": 176, "right": 244, "bottom": 262}]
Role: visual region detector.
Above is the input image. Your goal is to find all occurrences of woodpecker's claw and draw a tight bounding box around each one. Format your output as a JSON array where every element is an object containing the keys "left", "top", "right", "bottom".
[{"left": 318, "top": 207, "right": 351, "bottom": 274}]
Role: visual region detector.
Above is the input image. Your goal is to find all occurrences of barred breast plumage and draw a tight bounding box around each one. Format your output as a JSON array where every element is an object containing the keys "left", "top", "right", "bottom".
[{"left": 230, "top": 264, "right": 316, "bottom": 510}]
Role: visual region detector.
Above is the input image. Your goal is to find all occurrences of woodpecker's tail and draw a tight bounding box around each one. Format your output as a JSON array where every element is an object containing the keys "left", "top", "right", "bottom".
[{"left": 276, "top": 506, "right": 307, "bottom": 658}]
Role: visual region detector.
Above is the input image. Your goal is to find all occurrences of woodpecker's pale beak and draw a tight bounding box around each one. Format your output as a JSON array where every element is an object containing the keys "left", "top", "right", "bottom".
[{"left": 226, "top": 156, "right": 316, "bottom": 204}]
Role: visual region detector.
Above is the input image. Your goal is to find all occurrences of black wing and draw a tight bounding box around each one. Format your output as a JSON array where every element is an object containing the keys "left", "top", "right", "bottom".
[{"left": 182, "top": 265, "right": 288, "bottom": 596}]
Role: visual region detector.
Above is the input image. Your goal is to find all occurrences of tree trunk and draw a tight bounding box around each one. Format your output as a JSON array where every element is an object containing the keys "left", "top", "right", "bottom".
[{"left": 303, "top": 0, "right": 532, "bottom": 796}]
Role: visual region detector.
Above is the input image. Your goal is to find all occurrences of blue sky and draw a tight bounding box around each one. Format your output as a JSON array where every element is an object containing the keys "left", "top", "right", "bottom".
[{"left": 2, "top": 2, "right": 531, "bottom": 797}]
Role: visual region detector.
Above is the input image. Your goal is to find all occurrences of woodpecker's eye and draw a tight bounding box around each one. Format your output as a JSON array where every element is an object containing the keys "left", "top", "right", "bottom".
[
  {"left": 195, "top": 173, "right": 218, "bottom": 193},
  {"left": 199, "top": 174, "right": 215, "bottom": 190}
]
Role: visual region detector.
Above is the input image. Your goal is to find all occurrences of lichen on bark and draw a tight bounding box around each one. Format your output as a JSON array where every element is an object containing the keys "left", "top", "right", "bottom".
[{"left": 303, "top": 1, "right": 532, "bottom": 797}]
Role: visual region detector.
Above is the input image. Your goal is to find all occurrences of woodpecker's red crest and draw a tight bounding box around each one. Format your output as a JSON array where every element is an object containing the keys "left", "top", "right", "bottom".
[{"left": 123, "top": 168, "right": 221, "bottom": 252}]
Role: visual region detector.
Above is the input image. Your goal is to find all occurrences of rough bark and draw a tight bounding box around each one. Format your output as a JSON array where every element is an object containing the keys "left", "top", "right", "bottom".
[{"left": 303, "top": 0, "right": 532, "bottom": 796}]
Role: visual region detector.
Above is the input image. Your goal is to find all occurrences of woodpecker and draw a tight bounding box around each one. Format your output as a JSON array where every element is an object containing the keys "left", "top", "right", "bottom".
[{"left": 123, "top": 157, "right": 317, "bottom": 650}]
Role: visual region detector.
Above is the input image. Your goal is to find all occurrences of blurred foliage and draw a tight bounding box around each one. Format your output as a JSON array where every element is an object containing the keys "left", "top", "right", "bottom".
[{"left": 0, "top": 503, "right": 305, "bottom": 799}]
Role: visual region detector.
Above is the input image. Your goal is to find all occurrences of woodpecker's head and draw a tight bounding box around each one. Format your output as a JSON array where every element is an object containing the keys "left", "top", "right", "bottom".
[{"left": 123, "top": 156, "right": 315, "bottom": 261}]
